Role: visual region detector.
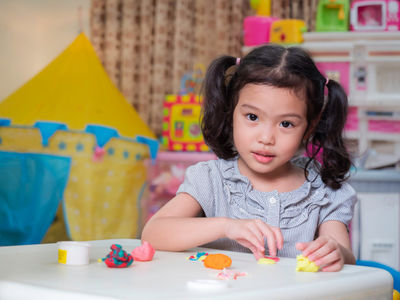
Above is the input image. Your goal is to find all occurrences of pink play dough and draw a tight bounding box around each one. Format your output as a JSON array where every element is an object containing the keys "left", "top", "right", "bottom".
[{"left": 131, "top": 241, "right": 155, "bottom": 261}]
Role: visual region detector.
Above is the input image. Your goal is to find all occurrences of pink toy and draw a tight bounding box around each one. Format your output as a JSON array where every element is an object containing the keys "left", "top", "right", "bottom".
[
  {"left": 243, "top": 16, "right": 279, "bottom": 46},
  {"left": 92, "top": 146, "right": 106, "bottom": 162},
  {"left": 351, "top": 0, "right": 400, "bottom": 31},
  {"left": 131, "top": 241, "right": 155, "bottom": 261}
]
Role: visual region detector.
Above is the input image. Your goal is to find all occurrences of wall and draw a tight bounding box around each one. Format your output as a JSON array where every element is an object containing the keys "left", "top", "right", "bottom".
[{"left": 0, "top": 0, "right": 91, "bottom": 101}]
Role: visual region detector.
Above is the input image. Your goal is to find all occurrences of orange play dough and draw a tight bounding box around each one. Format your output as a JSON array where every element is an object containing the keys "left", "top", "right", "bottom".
[{"left": 203, "top": 253, "right": 232, "bottom": 270}]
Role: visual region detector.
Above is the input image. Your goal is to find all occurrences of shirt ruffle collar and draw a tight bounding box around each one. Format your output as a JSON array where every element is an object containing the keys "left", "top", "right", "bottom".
[{"left": 219, "top": 156, "right": 328, "bottom": 209}]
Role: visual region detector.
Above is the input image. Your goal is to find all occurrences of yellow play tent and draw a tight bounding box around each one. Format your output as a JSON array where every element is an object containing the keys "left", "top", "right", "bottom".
[{"left": 0, "top": 33, "right": 158, "bottom": 245}]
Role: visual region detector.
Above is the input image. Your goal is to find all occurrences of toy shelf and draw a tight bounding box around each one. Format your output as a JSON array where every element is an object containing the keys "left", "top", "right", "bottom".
[
  {"left": 243, "top": 32, "right": 400, "bottom": 165},
  {"left": 303, "top": 31, "right": 400, "bottom": 42},
  {"left": 302, "top": 32, "right": 400, "bottom": 163}
]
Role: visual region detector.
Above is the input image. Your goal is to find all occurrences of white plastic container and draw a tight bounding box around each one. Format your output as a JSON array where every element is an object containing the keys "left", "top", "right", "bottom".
[{"left": 57, "top": 241, "right": 90, "bottom": 265}]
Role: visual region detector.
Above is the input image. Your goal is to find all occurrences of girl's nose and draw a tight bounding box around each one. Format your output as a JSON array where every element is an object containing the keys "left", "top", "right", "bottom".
[{"left": 258, "top": 128, "right": 275, "bottom": 145}]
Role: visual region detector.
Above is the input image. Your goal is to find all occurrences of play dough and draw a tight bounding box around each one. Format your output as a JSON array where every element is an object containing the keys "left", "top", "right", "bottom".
[
  {"left": 203, "top": 253, "right": 232, "bottom": 270},
  {"left": 296, "top": 255, "right": 319, "bottom": 272},
  {"left": 187, "top": 252, "right": 208, "bottom": 261},
  {"left": 257, "top": 258, "right": 276, "bottom": 265},
  {"left": 131, "top": 241, "right": 155, "bottom": 261},
  {"left": 101, "top": 244, "right": 133, "bottom": 268}
]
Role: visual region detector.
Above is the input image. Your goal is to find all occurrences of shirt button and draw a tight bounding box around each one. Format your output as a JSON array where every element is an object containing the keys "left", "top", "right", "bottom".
[{"left": 269, "top": 197, "right": 277, "bottom": 204}]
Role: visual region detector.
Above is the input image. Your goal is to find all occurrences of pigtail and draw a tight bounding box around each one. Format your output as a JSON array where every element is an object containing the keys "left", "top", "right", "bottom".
[
  {"left": 311, "top": 79, "right": 352, "bottom": 190},
  {"left": 201, "top": 55, "right": 237, "bottom": 159}
]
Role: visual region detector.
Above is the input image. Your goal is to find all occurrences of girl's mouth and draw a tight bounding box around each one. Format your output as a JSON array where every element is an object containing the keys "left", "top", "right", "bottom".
[{"left": 253, "top": 152, "right": 275, "bottom": 163}]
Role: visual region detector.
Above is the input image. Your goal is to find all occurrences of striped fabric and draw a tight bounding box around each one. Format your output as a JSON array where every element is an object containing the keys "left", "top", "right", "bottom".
[{"left": 176, "top": 156, "right": 357, "bottom": 258}]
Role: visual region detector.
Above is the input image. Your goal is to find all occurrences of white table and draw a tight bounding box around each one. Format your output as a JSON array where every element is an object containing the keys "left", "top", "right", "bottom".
[{"left": 0, "top": 239, "right": 393, "bottom": 300}]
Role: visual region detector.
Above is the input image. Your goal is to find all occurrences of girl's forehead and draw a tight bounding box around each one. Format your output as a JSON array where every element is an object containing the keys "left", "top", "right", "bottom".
[
  {"left": 239, "top": 84, "right": 305, "bottom": 101},
  {"left": 237, "top": 84, "right": 307, "bottom": 115}
]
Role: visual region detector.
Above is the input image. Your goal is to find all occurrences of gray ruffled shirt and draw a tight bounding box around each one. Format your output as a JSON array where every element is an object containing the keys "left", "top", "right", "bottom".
[{"left": 176, "top": 156, "right": 357, "bottom": 258}]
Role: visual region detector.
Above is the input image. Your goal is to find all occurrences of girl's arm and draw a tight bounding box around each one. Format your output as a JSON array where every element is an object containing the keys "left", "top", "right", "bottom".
[
  {"left": 296, "top": 220, "right": 355, "bottom": 272},
  {"left": 141, "top": 192, "right": 229, "bottom": 251},
  {"left": 141, "top": 192, "right": 283, "bottom": 258}
]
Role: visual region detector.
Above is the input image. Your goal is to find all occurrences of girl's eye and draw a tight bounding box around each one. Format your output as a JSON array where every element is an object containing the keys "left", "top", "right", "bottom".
[
  {"left": 280, "top": 121, "right": 293, "bottom": 128},
  {"left": 246, "top": 113, "right": 258, "bottom": 121}
]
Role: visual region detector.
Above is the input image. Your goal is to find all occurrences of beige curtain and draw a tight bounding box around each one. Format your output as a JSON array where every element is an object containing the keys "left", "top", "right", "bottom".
[{"left": 90, "top": 0, "right": 317, "bottom": 137}]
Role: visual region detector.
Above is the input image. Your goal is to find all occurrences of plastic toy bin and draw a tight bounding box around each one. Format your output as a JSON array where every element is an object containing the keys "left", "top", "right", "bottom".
[{"left": 141, "top": 151, "right": 217, "bottom": 228}]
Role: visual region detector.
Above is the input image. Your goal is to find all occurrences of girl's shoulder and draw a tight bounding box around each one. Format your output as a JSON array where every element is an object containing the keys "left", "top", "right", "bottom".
[
  {"left": 290, "top": 156, "right": 356, "bottom": 198},
  {"left": 185, "top": 157, "right": 238, "bottom": 179}
]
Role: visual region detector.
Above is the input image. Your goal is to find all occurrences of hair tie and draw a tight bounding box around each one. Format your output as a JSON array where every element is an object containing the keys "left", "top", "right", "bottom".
[
  {"left": 236, "top": 57, "right": 241, "bottom": 65},
  {"left": 325, "top": 78, "right": 329, "bottom": 86}
]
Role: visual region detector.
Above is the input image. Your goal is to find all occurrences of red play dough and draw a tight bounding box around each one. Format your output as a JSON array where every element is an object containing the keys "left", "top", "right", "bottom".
[{"left": 131, "top": 241, "right": 155, "bottom": 261}]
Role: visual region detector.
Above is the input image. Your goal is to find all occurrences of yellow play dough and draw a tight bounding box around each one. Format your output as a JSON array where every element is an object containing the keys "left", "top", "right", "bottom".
[
  {"left": 257, "top": 258, "right": 276, "bottom": 265},
  {"left": 296, "top": 255, "right": 319, "bottom": 272}
]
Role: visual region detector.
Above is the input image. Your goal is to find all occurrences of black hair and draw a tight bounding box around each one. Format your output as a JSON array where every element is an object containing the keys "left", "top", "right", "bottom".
[{"left": 201, "top": 43, "right": 351, "bottom": 190}]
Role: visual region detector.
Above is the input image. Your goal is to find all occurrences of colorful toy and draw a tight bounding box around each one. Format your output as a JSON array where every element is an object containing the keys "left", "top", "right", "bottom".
[
  {"left": 295, "top": 255, "right": 319, "bottom": 272},
  {"left": 162, "top": 94, "right": 209, "bottom": 152},
  {"left": 250, "top": 0, "right": 271, "bottom": 16},
  {"left": 203, "top": 254, "right": 232, "bottom": 270},
  {"left": 316, "top": 0, "right": 350, "bottom": 32},
  {"left": 131, "top": 241, "right": 155, "bottom": 261},
  {"left": 0, "top": 34, "right": 158, "bottom": 245},
  {"left": 243, "top": 0, "right": 277, "bottom": 47},
  {"left": 179, "top": 63, "right": 205, "bottom": 95},
  {"left": 101, "top": 244, "right": 133, "bottom": 268},
  {"left": 269, "top": 19, "right": 307, "bottom": 44},
  {"left": 350, "top": 0, "right": 400, "bottom": 31},
  {"left": 243, "top": 16, "right": 279, "bottom": 46}
]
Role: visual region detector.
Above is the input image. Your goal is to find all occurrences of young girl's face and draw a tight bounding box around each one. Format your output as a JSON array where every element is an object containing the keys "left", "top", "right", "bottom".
[{"left": 233, "top": 83, "right": 308, "bottom": 179}]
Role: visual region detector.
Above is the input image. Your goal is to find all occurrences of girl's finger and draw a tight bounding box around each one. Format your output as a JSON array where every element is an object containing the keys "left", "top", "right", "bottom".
[
  {"left": 315, "top": 249, "right": 342, "bottom": 267},
  {"left": 301, "top": 237, "right": 326, "bottom": 257},
  {"left": 295, "top": 242, "right": 310, "bottom": 251},
  {"left": 308, "top": 242, "right": 334, "bottom": 262},
  {"left": 256, "top": 224, "right": 277, "bottom": 257},
  {"left": 247, "top": 222, "right": 266, "bottom": 251},
  {"left": 237, "top": 239, "right": 264, "bottom": 259},
  {"left": 242, "top": 229, "right": 265, "bottom": 252},
  {"left": 321, "top": 258, "right": 343, "bottom": 272},
  {"left": 271, "top": 226, "right": 284, "bottom": 250}
]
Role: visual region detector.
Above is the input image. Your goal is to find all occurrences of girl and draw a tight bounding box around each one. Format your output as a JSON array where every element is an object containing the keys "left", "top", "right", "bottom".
[{"left": 142, "top": 44, "right": 357, "bottom": 272}]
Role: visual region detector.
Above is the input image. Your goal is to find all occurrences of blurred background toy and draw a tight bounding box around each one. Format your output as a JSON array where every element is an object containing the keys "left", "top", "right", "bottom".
[
  {"left": 0, "top": 34, "right": 158, "bottom": 245},
  {"left": 243, "top": 0, "right": 277, "bottom": 47},
  {"left": 350, "top": 0, "right": 400, "bottom": 31},
  {"left": 250, "top": 0, "right": 271, "bottom": 16},
  {"left": 316, "top": 0, "right": 350, "bottom": 31},
  {"left": 243, "top": 16, "right": 278, "bottom": 46},
  {"left": 269, "top": 19, "right": 307, "bottom": 44},
  {"left": 162, "top": 94, "right": 208, "bottom": 152}
]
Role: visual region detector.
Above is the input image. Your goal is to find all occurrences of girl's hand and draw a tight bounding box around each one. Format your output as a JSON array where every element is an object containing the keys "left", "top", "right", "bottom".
[
  {"left": 295, "top": 236, "right": 345, "bottom": 272},
  {"left": 224, "top": 218, "right": 283, "bottom": 260}
]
